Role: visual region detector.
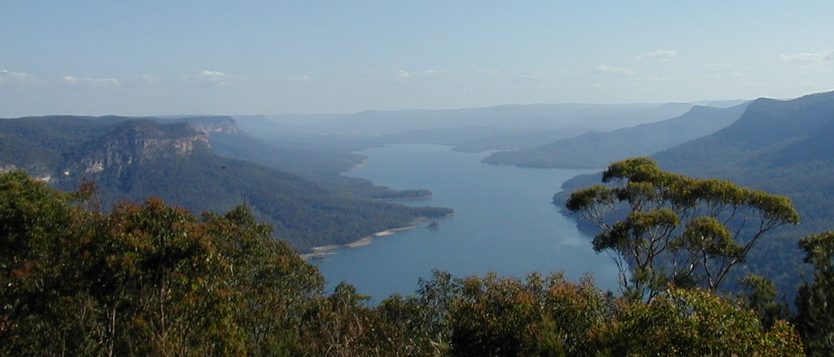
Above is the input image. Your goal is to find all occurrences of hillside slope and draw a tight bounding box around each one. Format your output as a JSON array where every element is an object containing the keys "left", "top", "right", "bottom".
[
  {"left": 207, "top": 127, "right": 433, "bottom": 200},
  {"left": 234, "top": 102, "right": 694, "bottom": 154},
  {"left": 0, "top": 116, "right": 451, "bottom": 251},
  {"left": 652, "top": 91, "right": 834, "bottom": 234},
  {"left": 555, "top": 90, "right": 834, "bottom": 294},
  {"left": 484, "top": 103, "right": 748, "bottom": 168}
]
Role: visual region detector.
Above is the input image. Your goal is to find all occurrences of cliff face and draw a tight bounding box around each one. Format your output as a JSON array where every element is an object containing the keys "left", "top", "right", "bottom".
[
  {"left": 169, "top": 116, "right": 240, "bottom": 135},
  {"left": 189, "top": 118, "right": 239, "bottom": 135},
  {"left": 64, "top": 120, "right": 211, "bottom": 177},
  {"left": 0, "top": 115, "right": 238, "bottom": 182}
]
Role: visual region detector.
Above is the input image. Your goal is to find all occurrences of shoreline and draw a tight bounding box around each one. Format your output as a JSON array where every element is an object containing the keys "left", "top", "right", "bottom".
[
  {"left": 300, "top": 213, "right": 452, "bottom": 260},
  {"left": 373, "top": 194, "right": 433, "bottom": 202}
]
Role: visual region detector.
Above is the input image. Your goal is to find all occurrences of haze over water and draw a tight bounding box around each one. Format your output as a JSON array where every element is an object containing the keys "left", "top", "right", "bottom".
[{"left": 313, "top": 144, "right": 619, "bottom": 301}]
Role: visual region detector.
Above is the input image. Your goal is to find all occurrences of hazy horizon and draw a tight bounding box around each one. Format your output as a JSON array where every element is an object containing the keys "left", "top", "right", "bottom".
[
  {"left": 0, "top": 98, "right": 752, "bottom": 119},
  {"left": 2, "top": 1, "right": 834, "bottom": 116}
]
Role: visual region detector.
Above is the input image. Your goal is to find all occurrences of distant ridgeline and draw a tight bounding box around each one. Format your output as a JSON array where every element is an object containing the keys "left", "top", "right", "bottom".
[
  {"left": 554, "top": 90, "right": 834, "bottom": 296},
  {"left": 0, "top": 115, "right": 451, "bottom": 252},
  {"left": 483, "top": 102, "right": 750, "bottom": 168}
]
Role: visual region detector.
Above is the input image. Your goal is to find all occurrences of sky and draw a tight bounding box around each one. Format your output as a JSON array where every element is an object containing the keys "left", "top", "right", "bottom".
[{"left": 2, "top": 1, "right": 834, "bottom": 116}]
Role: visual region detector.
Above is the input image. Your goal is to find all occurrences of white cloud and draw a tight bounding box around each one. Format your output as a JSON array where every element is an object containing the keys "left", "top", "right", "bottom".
[
  {"left": 473, "top": 68, "right": 571, "bottom": 82},
  {"left": 0, "top": 69, "right": 37, "bottom": 86},
  {"left": 596, "top": 65, "right": 635, "bottom": 76},
  {"left": 778, "top": 50, "right": 833, "bottom": 64},
  {"left": 121, "top": 74, "right": 162, "bottom": 89},
  {"left": 61, "top": 75, "right": 121, "bottom": 88},
  {"left": 140, "top": 74, "right": 162, "bottom": 84},
  {"left": 188, "top": 69, "right": 244, "bottom": 87},
  {"left": 3, "top": 70, "right": 128, "bottom": 89},
  {"left": 286, "top": 74, "right": 312, "bottom": 82},
  {"left": 697, "top": 64, "right": 745, "bottom": 81},
  {"left": 396, "top": 69, "right": 412, "bottom": 79},
  {"left": 394, "top": 69, "right": 455, "bottom": 80},
  {"left": 632, "top": 49, "right": 678, "bottom": 61},
  {"left": 702, "top": 63, "right": 735, "bottom": 70}
]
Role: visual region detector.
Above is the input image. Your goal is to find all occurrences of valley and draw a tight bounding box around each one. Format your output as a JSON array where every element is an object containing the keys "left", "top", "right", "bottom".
[
  {"left": 312, "top": 144, "right": 618, "bottom": 301},
  {"left": 6, "top": 2, "right": 834, "bottom": 353}
]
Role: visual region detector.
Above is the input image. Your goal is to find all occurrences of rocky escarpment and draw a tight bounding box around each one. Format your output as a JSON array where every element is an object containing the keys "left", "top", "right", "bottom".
[
  {"left": 167, "top": 116, "right": 240, "bottom": 135},
  {"left": 0, "top": 115, "right": 235, "bottom": 181},
  {"left": 62, "top": 120, "right": 211, "bottom": 178}
]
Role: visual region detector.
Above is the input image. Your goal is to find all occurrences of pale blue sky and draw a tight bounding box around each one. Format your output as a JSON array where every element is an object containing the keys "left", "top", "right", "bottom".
[{"left": 1, "top": 1, "right": 833, "bottom": 116}]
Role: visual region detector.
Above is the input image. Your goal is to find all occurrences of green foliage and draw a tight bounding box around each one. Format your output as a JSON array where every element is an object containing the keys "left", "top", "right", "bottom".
[
  {"left": 553, "top": 92, "right": 834, "bottom": 299},
  {"left": 0, "top": 171, "right": 323, "bottom": 355},
  {"left": 567, "top": 157, "right": 799, "bottom": 299},
  {"left": 599, "top": 289, "right": 804, "bottom": 356},
  {"left": 642, "top": 92, "right": 834, "bottom": 297},
  {"left": 0, "top": 116, "right": 128, "bottom": 173},
  {"left": 565, "top": 185, "right": 615, "bottom": 212},
  {"left": 376, "top": 272, "right": 803, "bottom": 356},
  {"left": 449, "top": 274, "right": 549, "bottom": 356},
  {"left": 796, "top": 231, "right": 834, "bottom": 356},
  {"left": 0, "top": 171, "right": 811, "bottom": 355},
  {"left": 298, "top": 282, "right": 377, "bottom": 356},
  {"left": 738, "top": 274, "right": 790, "bottom": 330}
]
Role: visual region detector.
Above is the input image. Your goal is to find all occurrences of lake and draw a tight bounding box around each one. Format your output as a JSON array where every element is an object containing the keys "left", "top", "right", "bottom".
[{"left": 312, "top": 144, "right": 619, "bottom": 301}]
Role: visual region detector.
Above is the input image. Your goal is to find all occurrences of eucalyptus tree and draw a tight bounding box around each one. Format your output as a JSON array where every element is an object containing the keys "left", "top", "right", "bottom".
[
  {"left": 796, "top": 231, "right": 834, "bottom": 356},
  {"left": 566, "top": 158, "right": 798, "bottom": 299}
]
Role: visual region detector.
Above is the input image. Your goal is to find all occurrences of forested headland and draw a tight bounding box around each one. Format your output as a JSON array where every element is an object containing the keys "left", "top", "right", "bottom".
[{"left": 0, "top": 116, "right": 452, "bottom": 252}]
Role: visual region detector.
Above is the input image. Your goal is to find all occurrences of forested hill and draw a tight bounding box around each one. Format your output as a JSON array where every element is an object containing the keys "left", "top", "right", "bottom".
[
  {"left": 652, "top": 91, "right": 834, "bottom": 235},
  {"left": 483, "top": 102, "right": 748, "bottom": 168},
  {"left": 207, "top": 127, "right": 433, "bottom": 200},
  {"left": 0, "top": 115, "right": 132, "bottom": 176},
  {"left": 556, "top": 90, "right": 834, "bottom": 295},
  {"left": 0, "top": 116, "right": 451, "bottom": 252},
  {"left": 649, "top": 91, "right": 834, "bottom": 286}
]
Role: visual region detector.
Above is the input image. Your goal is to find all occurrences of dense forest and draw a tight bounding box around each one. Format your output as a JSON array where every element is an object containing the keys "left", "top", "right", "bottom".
[{"left": 5, "top": 171, "right": 830, "bottom": 356}]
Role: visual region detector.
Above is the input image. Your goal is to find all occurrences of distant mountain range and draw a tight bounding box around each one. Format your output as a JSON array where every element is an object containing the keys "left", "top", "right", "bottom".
[
  {"left": 0, "top": 116, "right": 451, "bottom": 252},
  {"left": 483, "top": 103, "right": 749, "bottom": 168},
  {"left": 554, "top": 90, "right": 834, "bottom": 294},
  {"left": 234, "top": 102, "right": 697, "bottom": 153},
  {"left": 651, "top": 92, "right": 834, "bottom": 289}
]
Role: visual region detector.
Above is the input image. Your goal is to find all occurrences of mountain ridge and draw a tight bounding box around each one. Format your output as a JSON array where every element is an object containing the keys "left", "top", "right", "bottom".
[
  {"left": 554, "top": 90, "right": 834, "bottom": 295},
  {"left": 483, "top": 102, "right": 749, "bottom": 168},
  {"left": 0, "top": 116, "right": 451, "bottom": 252}
]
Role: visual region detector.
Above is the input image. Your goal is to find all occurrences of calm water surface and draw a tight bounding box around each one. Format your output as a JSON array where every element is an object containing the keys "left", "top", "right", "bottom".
[{"left": 312, "top": 144, "right": 619, "bottom": 301}]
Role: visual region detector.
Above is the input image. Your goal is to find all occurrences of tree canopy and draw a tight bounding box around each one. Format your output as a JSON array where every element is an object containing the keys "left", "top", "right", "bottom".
[
  {"left": 566, "top": 157, "right": 799, "bottom": 299},
  {"left": 0, "top": 171, "right": 323, "bottom": 355},
  {"left": 0, "top": 171, "right": 808, "bottom": 355},
  {"left": 796, "top": 231, "right": 834, "bottom": 356}
]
